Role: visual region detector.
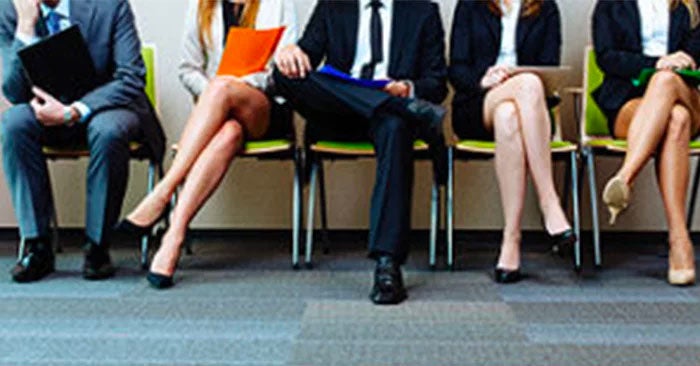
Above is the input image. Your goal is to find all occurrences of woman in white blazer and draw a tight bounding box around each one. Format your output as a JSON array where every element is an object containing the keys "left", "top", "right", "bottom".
[{"left": 118, "top": 0, "right": 298, "bottom": 289}]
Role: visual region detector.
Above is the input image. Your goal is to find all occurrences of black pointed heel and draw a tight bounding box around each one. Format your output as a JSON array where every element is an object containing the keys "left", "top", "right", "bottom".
[
  {"left": 146, "top": 271, "right": 174, "bottom": 289},
  {"left": 494, "top": 268, "right": 522, "bottom": 284},
  {"left": 115, "top": 205, "right": 171, "bottom": 238},
  {"left": 549, "top": 229, "right": 576, "bottom": 257}
]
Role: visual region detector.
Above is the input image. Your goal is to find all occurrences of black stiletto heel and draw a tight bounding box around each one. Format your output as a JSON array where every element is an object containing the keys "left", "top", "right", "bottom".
[
  {"left": 146, "top": 271, "right": 174, "bottom": 289},
  {"left": 115, "top": 205, "right": 171, "bottom": 238},
  {"left": 494, "top": 267, "right": 522, "bottom": 284}
]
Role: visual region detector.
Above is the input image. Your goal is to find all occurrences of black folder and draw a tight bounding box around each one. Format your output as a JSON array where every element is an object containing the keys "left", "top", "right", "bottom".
[{"left": 17, "top": 25, "right": 97, "bottom": 103}]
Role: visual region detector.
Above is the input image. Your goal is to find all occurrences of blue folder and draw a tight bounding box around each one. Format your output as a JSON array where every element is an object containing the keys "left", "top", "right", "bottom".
[{"left": 318, "top": 65, "right": 391, "bottom": 89}]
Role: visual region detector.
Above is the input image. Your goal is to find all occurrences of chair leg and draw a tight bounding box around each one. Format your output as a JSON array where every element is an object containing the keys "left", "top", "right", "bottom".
[
  {"left": 447, "top": 147, "right": 455, "bottom": 271},
  {"left": 50, "top": 206, "right": 61, "bottom": 254},
  {"left": 561, "top": 154, "right": 571, "bottom": 214},
  {"left": 305, "top": 157, "right": 320, "bottom": 269},
  {"left": 687, "top": 156, "right": 700, "bottom": 231},
  {"left": 570, "top": 151, "right": 582, "bottom": 273},
  {"left": 141, "top": 162, "right": 157, "bottom": 270},
  {"left": 429, "top": 177, "right": 439, "bottom": 270},
  {"left": 17, "top": 236, "right": 26, "bottom": 262},
  {"left": 585, "top": 149, "right": 602, "bottom": 268},
  {"left": 292, "top": 148, "right": 303, "bottom": 270},
  {"left": 318, "top": 160, "right": 330, "bottom": 255}
]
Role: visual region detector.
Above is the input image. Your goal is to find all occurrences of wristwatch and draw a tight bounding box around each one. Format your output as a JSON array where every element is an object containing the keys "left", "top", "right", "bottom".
[{"left": 63, "top": 106, "right": 75, "bottom": 126}]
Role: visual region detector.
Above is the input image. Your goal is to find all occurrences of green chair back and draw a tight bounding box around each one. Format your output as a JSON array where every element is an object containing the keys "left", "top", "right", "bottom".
[
  {"left": 584, "top": 47, "right": 610, "bottom": 136},
  {"left": 141, "top": 45, "right": 157, "bottom": 109}
]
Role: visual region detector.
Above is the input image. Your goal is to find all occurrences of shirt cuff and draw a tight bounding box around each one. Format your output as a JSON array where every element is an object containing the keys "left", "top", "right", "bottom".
[
  {"left": 15, "top": 31, "right": 40, "bottom": 46},
  {"left": 404, "top": 80, "right": 416, "bottom": 99},
  {"left": 71, "top": 102, "right": 92, "bottom": 123}
]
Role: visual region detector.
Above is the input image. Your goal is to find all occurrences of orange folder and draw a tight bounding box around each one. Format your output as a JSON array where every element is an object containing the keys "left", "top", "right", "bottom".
[{"left": 216, "top": 26, "right": 286, "bottom": 77}]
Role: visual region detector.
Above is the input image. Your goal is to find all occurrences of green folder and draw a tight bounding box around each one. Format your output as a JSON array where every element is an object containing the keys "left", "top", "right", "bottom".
[{"left": 632, "top": 68, "right": 700, "bottom": 87}]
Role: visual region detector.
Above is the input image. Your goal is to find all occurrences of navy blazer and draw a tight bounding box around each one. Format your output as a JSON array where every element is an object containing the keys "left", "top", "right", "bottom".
[
  {"left": 449, "top": 0, "right": 561, "bottom": 104},
  {"left": 297, "top": 0, "right": 448, "bottom": 104},
  {"left": 592, "top": 0, "right": 700, "bottom": 120},
  {"left": 0, "top": 0, "right": 165, "bottom": 162}
]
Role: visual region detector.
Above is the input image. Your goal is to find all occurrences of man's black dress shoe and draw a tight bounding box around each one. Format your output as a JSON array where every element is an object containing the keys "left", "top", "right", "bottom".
[
  {"left": 83, "top": 241, "right": 116, "bottom": 280},
  {"left": 11, "top": 239, "right": 55, "bottom": 283},
  {"left": 494, "top": 268, "right": 523, "bottom": 284},
  {"left": 370, "top": 256, "right": 408, "bottom": 305}
]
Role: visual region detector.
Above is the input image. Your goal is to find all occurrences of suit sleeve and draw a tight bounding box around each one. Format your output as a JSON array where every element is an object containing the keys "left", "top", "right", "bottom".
[
  {"left": 448, "top": 1, "right": 484, "bottom": 95},
  {"left": 0, "top": 2, "right": 32, "bottom": 104},
  {"left": 412, "top": 3, "right": 448, "bottom": 104},
  {"left": 592, "top": 0, "right": 658, "bottom": 79},
  {"left": 297, "top": 0, "right": 328, "bottom": 69},
  {"left": 537, "top": 0, "right": 561, "bottom": 65},
  {"left": 78, "top": 0, "right": 147, "bottom": 113},
  {"left": 178, "top": 0, "right": 209, "bottom": 98}
]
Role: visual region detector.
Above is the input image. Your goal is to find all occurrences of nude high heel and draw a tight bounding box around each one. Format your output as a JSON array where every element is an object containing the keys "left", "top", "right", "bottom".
[
  {"left": 602, "top": 176, "right": 631, "bottom": 226},
  {"left": 668, "top": 269, "right": 696, "bottom": 286}
]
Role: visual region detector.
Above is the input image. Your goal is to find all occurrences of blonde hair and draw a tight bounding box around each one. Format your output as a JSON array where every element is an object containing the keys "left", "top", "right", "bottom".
[
  {"left": 488, "top": 0, "right": 544, "bottom": 18},
  {"left": 197, "top": 0, "right": 261, "bottom": 47},
  {"left": 671, "top": 0, "right": 700, "bottom": 29}
]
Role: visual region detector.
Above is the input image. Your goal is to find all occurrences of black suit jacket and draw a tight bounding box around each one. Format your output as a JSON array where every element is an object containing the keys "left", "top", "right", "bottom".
[
  {"left": 448, "top": 0, "right": 561, "bottom": 105},
  {"left": 592, "top": 0, "right": 700, "bottom": 119},
  {"left": 298, "top": 0, "right": 448, "bottom": 104}
]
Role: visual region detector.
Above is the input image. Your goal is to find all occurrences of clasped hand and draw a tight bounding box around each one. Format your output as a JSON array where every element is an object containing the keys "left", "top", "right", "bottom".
[
  {"left": 480, "top": 65, "right": 511, "bottom": 90},
  {"left": 656, "top": 51, "right": 697, "bottom": 71},
  {"left": 30, "top": 87, "right": 74, "bottom": 127}
]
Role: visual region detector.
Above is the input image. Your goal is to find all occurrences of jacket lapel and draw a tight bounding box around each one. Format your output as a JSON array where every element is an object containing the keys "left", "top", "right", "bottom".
[
  {"left": 69, "top": 0, "right": 95, "bottom": 35},
  {"left": 668, "top": 3, "right": 684, "bottom": 51},
  {"left": 389, "top": 0, "right": 409, "bottom": 74},
  {"left": 629, "top": 0, "right": 643, "bottom": 46},
  {"left": 484, "top": 3, "right": 501, "bottom": 45}
]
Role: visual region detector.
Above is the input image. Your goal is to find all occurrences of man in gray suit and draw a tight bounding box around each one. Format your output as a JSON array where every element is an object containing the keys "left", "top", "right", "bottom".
[{"left": 0, "top": 0, "right": 165, "bottom": 282}]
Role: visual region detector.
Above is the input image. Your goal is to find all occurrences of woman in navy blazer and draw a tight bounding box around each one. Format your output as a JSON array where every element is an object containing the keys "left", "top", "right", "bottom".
[
  {"left": 449, "top": 0, "right": 573, "bottom": 283},
  {"left": 593, "top": 0, "right": 700, "bottom": 286}
]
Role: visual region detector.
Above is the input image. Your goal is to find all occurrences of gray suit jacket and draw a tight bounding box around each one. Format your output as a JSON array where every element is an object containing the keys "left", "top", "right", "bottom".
[{"left": 0, "top": 0, "right": 165, "bottom": 162}]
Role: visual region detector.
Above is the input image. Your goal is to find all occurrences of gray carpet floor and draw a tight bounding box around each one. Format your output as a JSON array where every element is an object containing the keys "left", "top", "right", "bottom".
[{"left": 0, "top": 232, "right": 699, "bottom": 366}]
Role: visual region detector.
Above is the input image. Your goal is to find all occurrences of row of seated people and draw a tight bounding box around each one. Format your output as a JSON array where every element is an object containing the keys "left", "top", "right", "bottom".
[{"left": 0, "top": 0, "right": 697, "bottom": 305}]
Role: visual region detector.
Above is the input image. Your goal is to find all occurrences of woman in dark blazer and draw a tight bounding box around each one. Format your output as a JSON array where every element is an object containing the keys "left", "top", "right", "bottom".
[
  {"left": 449, "top": 0, "right": 573, "bottom": 283},
  {"left": 593, "top": 0, "right": 700, "bottom": 286}
]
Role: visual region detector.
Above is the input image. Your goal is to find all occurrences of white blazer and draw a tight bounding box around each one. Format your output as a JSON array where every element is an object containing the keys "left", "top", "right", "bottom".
[{"left": 178, "top": 0, "right": 299, "bottom": 98}]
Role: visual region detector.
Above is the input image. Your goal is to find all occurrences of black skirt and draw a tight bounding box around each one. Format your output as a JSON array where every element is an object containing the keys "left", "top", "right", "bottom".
[{"left": 452, "top": 92, "right": 493, "bottom": 141}]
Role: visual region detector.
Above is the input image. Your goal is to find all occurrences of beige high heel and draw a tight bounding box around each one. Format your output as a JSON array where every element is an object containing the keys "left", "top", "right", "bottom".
[
  {"left": 668, "top": 269, "right": 696, "bottom": 286},
  {"left": 602, "top": 176, "right": 631, "bottom": 226}
]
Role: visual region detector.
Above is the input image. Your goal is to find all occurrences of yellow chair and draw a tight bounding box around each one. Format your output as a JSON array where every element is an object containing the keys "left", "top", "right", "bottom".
[
  {"left": 304, "top": 139, "right": 444, "bottom": 269},
  {"left": 446, "top": 94, "right": 581, "bottom": 271},
  {"left": 18, "top": 45, "right": 163, "bottom": 269},
  {"left": 569, "top": 46, "right": 700, "bottom": 268}
]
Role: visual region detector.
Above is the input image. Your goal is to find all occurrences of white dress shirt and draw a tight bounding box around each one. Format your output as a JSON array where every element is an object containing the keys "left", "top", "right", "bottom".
[
  {"left": 495, "top": 0, "right": 521, "bottom": 66},
  {"left": 15, "top": 0, "right": 91, "bottom": 122},
  {"left": 350, "top": 0, "right": 394, "bottom": 80},
  {"left": 637, "top": 0, "right": 669, "bottom": 57}
]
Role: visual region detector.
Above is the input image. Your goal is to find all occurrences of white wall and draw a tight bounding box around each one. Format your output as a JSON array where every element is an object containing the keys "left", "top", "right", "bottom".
[{"left": 0, "top": 0, "right": 693, "bottom": 232}]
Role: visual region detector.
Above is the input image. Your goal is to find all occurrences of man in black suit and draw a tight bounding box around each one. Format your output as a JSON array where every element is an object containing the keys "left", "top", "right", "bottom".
[{"left": 274, "top": 0, "right": 448, "bottom": 305}]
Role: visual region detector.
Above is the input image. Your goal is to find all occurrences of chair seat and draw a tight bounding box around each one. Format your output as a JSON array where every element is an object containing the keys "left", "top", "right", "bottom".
[
  {"left": 310, "top": 140, "right": 429, "bottom": 156},
  {"left": 585, "top": 138, "right": 700, "bottom": 154},
  {"left": 171, "top": 139, "right": 293, "bottom": 156},
  {"left": 455, "top": 140, "right": 577, "bottom": 154},
  {"left": 43, "top": 142, "right": 144, "bottom": 159}
]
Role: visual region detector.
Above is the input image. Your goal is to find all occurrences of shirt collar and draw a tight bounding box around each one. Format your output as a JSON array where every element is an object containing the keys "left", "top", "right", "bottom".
[{"left": 41, "top": 0, "right": 70, "bottom": 19}]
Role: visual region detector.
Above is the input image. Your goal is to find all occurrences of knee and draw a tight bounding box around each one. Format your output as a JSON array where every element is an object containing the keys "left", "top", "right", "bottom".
[
  {"left": 648, "top": 70, "right": 684, "bottom": 96},
  {"left": 667, "top": 105, "right": 692, "bottom": 141},
  {"left": 212, "top": 122, "right": 244, "bottom": 155},
  {"left": 375, "top": 116, "right": 412, "bottom": 142},
  {"left": 87, "top": 118, "right": 130, "bottom": 149},
  {"left": 493, "top": 102, "right": 520, "bottom": 141},
  {"left": 204, "top": 77, "right": 239, "bottom": 104},
  {"left": 512, "top": 73, "right": 545, "bottom": 102},
  {"left": 0, "top": 104, "right": 39, "bottom": 144}
]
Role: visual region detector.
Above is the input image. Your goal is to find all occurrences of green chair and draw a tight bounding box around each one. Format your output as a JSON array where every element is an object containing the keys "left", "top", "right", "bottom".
[
  {"left": 446, "top": 93, "right": 582, "bottom": 271},
  {"left": 303, "top": 138, "right": 444, "bottom": 269},
  {"left": 18, "top": 45, "right": 163, "bottom": 269},
  {"left": 569, "top": 46, "right": 700, "bottom": 268}
]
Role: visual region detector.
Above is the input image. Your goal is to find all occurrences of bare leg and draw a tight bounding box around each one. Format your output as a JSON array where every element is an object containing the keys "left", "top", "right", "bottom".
[
  {"left": 655, "top": 105, "right": 696, "bottom": 278},
  {"left": 615, "top": 71, "right": 700, "bottom": 185},
  {"left": 484, "top": 73, "right": 570, "bottom": 234},
  {"left": 126, "top": 78, "right": 270, "bottom": 226},
  {"left": 490, "top": 102, "right": 527, "bottom": 270},
  {"left": 150, "top": 121, "right": 244, "bottom": 276}
]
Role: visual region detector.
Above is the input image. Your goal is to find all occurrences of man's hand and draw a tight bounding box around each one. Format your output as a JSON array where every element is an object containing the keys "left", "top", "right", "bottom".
[
  {"left": 657, "top": 51, "right": 696, "bottom": 71},
  {"left": 384, "top": 81, "right": 411, "bottom": 98},
  {"left": 30, "top": 87, "right": 77, "bottom": 127},
  {"left": 13, "top": 0, "right": 41, "bottom": 37},
  {"left": 274, "top": 44, "right": 312, "bottom": 79},
  {"left": 480, "top": 65, "right": 510, "bottom": 90}
]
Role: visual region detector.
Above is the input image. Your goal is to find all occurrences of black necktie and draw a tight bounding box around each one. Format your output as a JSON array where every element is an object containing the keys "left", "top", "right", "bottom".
[{"left": 360, "top": 0, "right": 384, "bottom": 80}]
